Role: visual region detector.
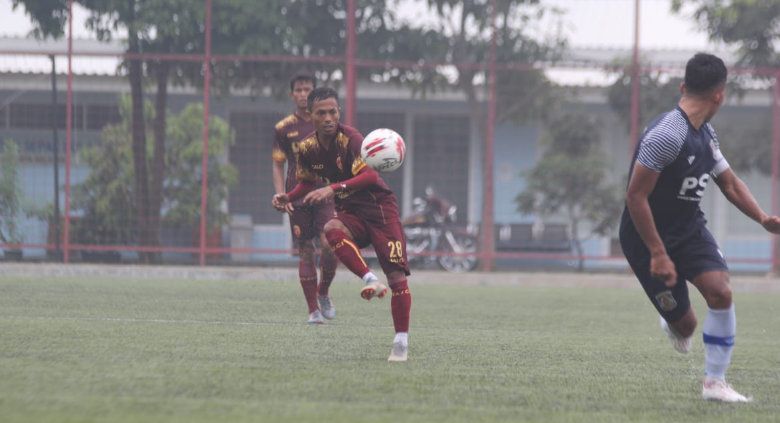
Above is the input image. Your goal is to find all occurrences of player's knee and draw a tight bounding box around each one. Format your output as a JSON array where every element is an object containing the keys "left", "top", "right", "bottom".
[
  {"left": 323, "top": 219, "right": 343, "bottom": 234},
  {"left": 387, "top": 271, "right": 408, "bottom": 290},
  {"left": 297, "top": 240, "right": 315, "bottom": 261},
  {"left": 705, "top": 284, "right": 732, "bottom": 309},
  {"left": 673, "top": 311, "right": 697, "bottom": 338}
]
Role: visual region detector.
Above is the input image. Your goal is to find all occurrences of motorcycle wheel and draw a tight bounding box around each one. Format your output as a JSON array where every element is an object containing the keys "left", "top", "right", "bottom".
[{"left": 437, "top": 232, "right": 478, "bottom": 272}]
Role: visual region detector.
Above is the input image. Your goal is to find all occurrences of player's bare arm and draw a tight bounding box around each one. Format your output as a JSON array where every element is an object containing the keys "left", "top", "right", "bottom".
[
  {"left": 303, "top": 186, "right": 334, "bottom": 205},
  {"left": 272, "top": 161, "right": 294, "bottom": 213},
  {"left": 303, "top": 167, "right": 380, "bottom": 206},
  {"left": 715, "top": 168, "right": 780, "bottom": 233},
  {"left": 626, "top": 162, "right": 678, "bottom": 286}
]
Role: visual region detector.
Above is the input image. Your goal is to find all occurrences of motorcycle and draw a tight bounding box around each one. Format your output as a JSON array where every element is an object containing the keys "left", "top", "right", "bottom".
[{"left": 402, "top": 188, "right": 479, "bottom": 272}]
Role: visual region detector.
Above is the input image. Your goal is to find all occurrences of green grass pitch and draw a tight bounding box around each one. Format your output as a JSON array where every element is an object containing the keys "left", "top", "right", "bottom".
[{"left": 1, "top": 272, "right": 779, "bottom": 422}]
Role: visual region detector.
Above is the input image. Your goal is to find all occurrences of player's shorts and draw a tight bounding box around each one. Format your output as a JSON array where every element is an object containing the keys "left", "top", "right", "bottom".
[
  {"left": 335, "top": 207, "right": 411, "bottom": 277},
  {"left": 289, "top": 202, "right": 336, "bottom": 243},
  {"left": 620, "top": 224, "right": 728, "bottom": 322}
]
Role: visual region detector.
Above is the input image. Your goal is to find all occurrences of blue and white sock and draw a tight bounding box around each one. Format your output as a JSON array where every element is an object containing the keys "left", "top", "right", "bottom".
[{"left": 702, "top": 304, "right": 736, "bottom": 381}]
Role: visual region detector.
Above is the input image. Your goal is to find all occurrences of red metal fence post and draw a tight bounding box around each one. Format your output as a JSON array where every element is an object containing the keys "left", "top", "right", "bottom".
[
  {"left": 198, "top": 0, "right": 213, "bottom": 266},
  {"left": 480, "top": 0, "right": 498, "bottom": 271},
  {"left": 629, "top": 0, "right": 641, "bottom": 153},
  {"left": 63, "top": 0, "right": 74, "bottom": 263},
  {"left": 771, "top": 72, "right": 780, "bottom": 274},
  {"left": 345, "top": 0, "right": 357, "bottom": 127}
]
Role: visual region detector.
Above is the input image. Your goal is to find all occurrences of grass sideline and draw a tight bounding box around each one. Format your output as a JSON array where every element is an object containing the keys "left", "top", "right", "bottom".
[{"left": 1, "top": 273, "right": 779, "bottom": 422}]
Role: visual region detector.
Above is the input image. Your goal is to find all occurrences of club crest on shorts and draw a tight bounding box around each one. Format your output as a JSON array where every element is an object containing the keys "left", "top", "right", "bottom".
[
  {"left": 655, "top": 290, "right": 678, "bottom": 311},
  {"left": 293, "top": 225, "right": 302, "bottom": 238}
]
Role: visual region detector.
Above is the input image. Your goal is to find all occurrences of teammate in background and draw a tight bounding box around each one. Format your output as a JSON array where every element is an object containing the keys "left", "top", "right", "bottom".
[
  {"left": 619, "top": 53, "right": 780, "bottom": 402},
  {"left": 272, "top": 73, "right": 339, "bottom": 325},
  {"left": 272, "top": 87, "right": 412, "bottom": 362}
]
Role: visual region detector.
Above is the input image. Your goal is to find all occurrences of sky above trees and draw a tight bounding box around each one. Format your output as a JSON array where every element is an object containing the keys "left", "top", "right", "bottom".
[{"left": 1, "top": 0, "right": 717, "bottom": 50}]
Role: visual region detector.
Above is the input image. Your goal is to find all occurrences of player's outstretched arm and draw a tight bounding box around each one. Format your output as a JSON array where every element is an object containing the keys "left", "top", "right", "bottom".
[
  {"left": 626, "top": 163, "right": 678, "bottom": 286},
  {"left": 715, "top": 168, "right": 780, "bottom": 233},
  {"left": 274, "top": 181, "right": 316, "bottom": 212}
]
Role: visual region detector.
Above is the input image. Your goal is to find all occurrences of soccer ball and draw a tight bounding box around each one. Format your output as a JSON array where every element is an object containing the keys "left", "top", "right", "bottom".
[{"left": 360, "top": 128, "right": 406, "bottom": 172}]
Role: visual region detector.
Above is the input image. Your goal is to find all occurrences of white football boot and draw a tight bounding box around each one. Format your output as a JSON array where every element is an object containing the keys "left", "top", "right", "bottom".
[
  {"left": 660, "top": 316, "right": 691, "bottom": 354},
  {"left": 387, "top": 341, "right": 408, "bottom": 362},
  {"left": 318, "top": 295, "right": 336, "bottom": 320},
  {"left": 702, "top": 378, "right": 753, "bottom": 402},
  {"left": 307, "top": 309, "right": 325, "bottom": 325},
  {"left": 360, "top": 280, "right": 388, "bottom": 301}
]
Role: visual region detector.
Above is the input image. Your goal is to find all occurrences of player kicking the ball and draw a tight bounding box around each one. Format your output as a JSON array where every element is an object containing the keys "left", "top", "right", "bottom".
[
  {"left": 619, "top": 53, "right": 780, "bottom": 402},
  {"left": 272, "top": 87, "right": 412, "bottom": 362}
]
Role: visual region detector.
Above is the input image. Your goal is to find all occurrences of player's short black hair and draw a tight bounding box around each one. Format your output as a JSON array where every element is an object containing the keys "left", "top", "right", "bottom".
[
  {"left": 684, "top": 53, "right": 727, "bottom": 95},
  {"left": 307, "top": 87, "right": 339, "bottom": 111},
  {"left": 289, "top": 73, "right": 316, "bottom": 92}
]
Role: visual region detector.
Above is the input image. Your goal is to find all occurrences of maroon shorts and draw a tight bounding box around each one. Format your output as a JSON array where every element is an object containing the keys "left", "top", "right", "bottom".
[
  {"left": 289, "top": 202, "right": 336, "bottom": 243},
  {"left": 336, "top": 202, "right": 411, "bottom": 276}
]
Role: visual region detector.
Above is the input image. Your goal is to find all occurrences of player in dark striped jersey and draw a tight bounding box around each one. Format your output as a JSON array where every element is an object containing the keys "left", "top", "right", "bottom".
[
  {"left": 272, "top": 73, "right": 338, "bottom": 325},
  {"left": 619, "top": 53, "right": 780, "bottom": 402}
]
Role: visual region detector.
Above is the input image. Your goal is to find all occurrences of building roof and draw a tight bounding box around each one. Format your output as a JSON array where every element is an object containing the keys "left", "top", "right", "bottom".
[{"left": 0, "top": 36, "right": 742, "bottom": 88}]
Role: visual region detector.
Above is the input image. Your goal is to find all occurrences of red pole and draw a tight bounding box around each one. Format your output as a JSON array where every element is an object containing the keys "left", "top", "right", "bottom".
[
  {"left": 629, "top": 0, "right": 641, "bottom": 152},
  {"left": 198, "top": 0, "right": 213, "bottom": 266},
  {"left": 480, "top": 0, "right": 497, "bottom": 271},
  {"left": 63, "top": 0, "right": 74, "bottom": 263},
  {"left": 345, "top": 0, "right": 357, "bottom": 126},
  {"left": 771, "top": 72, "right": 780, "bottom": 274}
]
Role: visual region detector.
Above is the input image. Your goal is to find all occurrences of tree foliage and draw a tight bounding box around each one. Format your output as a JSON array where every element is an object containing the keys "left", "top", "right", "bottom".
[
  {"left": 672, "top": 0, "right": 780, "bottom": 67},
  {"left": 516, "top": 113, "right": 622, "bottom": 270},
  {"left": 72, "top": 97, "right": 236, "bottom": 246},
  {"left": 378, "top": 0, "right": 565, "bottom": 123},
  {"left": 0, "top": 140, "right": 23, "bottom": 244},
  {"left": 607, "top": 66, "right": 682, "bottom": 134}
]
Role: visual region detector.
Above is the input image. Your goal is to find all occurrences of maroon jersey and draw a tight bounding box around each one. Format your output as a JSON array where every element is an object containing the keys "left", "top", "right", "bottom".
[
  {"left": 272, "top": 112, "right": 316, "bottom": 194},
  {"left": 295, "top": 124, "right": 396, "bottom": 211}
]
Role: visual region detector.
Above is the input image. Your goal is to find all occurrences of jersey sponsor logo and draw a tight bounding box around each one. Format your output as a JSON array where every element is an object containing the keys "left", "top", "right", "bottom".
[
  {"left": 655, "top": 290, "right": 678, "bottom": 311},
  {"left": 312, "top": 164, "right": 324, "bottom": 169},
  {"left": 710, "top": 139, "right": 724, "bottom": 161},
  {"left": 287, "top": 131, "right": 299, "bottom": 138},
  {"left": 678, "top": 173, "right": 709, "bottom": 202}
]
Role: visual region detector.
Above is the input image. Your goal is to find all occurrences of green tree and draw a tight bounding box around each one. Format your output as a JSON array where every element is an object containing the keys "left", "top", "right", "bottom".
[
  {"left": 72, "top": 97, "right": 236, "bottom": 256},
  {"left": 0, "top": 140, "right": 23, "bottom": 245},
  {"left": 516, "top": 114, "right": 622, "bottom": 271},
  {"left": 379, "top": 0, "right": 565, "bottom": 124},
  {"left": 672, "top": 0, "right": 780, "bottom": 67},
  {"left": 607, "top": 65, "right": 683, "bottom": 134}
]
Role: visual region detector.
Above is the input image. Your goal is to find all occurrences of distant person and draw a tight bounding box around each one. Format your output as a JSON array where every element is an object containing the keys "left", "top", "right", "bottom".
[
  {"left": 272, "top": 87, "right": 412, "bottom": 362},
  {"left": 619, "top": 52, "right": 780, "bottom": 402},
  {"left": 271, "top": 73, "right": 338, "bottom": 324}
]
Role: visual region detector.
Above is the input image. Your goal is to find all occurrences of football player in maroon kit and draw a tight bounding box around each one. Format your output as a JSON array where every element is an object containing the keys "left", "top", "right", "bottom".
[
  {"left": 272, "top": 87, "right": 412, "bottom": 362},
  {"left": 272, "top": 74, "right": 338, "bottom": 325}
]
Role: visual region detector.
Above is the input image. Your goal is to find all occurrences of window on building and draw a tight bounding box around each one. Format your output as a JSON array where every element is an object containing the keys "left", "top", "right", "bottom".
[
  {"left": 412, "top": 115, "right": 471, "bottom": 219},
  {"left": 86, "top": 104, "right": 120, "bottom": 130},
  {"left": 229, "top": 110, "right": 284, "bottom": 225},
  {"left": 9, "top": 103, "right": 84, "bottom": 129}
]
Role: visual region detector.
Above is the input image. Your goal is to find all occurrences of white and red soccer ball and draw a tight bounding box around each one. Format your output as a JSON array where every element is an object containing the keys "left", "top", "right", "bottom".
[{"left": 360, "top": 128, "right": 406, "bottom": 173}]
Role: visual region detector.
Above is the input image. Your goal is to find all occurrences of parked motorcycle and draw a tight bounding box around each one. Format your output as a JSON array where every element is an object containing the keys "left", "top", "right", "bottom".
[{"left": 402, "top": 188, "right": 479, "bottom": 272}]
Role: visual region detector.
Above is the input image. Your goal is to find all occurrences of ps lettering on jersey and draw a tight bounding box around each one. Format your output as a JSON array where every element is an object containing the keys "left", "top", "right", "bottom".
[{"left": 678, "top": 173, "right": 709, "bottom": 201}]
